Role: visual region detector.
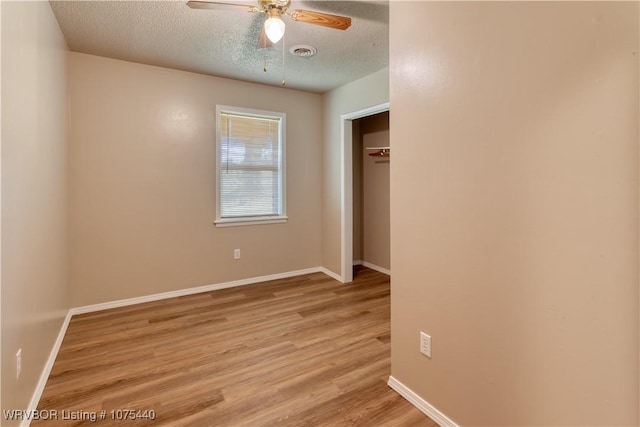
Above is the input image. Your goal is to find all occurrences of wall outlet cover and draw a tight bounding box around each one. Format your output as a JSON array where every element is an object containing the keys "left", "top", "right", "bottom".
[{"left": 420, "top": 332, "right": 431, "bottom": 358}]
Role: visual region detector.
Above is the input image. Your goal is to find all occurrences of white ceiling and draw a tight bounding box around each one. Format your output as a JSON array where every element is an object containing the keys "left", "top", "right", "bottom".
[{"left": 49, "top": 0, "right": 389, "bottom": 93}]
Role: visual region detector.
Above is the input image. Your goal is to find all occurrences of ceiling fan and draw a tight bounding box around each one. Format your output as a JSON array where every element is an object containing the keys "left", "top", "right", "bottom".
[{"left": 186, "top": 0, "right": 352, "bottom": 45}]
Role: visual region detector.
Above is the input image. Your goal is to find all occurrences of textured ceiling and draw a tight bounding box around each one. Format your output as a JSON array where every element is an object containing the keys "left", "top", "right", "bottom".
[{"left": 49, "top": 0, "right": 389, "bottom": 93}]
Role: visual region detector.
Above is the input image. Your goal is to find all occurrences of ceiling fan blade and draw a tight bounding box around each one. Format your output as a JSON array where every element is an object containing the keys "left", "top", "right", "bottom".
[
  {"left": 186, "top": 1, "right": 259, "bottom": 13},
  {"left": 257, "top": 25, "right": 273, "bottom": 48},
  {"left": 287, "top": 9, "right": 351, "bottom": 30}
]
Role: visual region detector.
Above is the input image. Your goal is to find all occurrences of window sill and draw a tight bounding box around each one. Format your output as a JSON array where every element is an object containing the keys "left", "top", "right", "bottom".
[{"left": 214, "top": 216, "right": 288, "bottom": 228}]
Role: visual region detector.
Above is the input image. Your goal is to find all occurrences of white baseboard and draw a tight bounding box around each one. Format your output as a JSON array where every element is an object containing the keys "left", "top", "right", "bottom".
[
  {"left": 71, "top": 267, "right": 326, "bottom": 315},
  {"left": 318, "top": 267, "right": 343, "bottom": 282},
  {"left": 387, "top": 376, "right": 458, "bottom": 427},
  {"left": 353, "top": 260, "right": 391, "bottom": 276},
  {"left": 22, "top": 311, "right": 73, "bottom": 427}
]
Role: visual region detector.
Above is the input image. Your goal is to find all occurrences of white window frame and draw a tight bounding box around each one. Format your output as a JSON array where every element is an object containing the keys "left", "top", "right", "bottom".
[{"left": 214, "top": 105, "right": 287, "bottom": 227}]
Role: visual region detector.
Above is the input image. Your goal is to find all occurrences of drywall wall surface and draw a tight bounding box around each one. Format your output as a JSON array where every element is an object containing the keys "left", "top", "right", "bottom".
[
  {"left": 1, "top": 0, "right": 3, "bottom": 412},
  {"left": 362, "top": 129, "right": 390, "bottom": 271},
  {"left": 1, "top": 1, "right": 69, "bottom": 421},
  {"left": 353, "top": 120, "right": 363, "bottom": 262},
  {"left": 390, "top": 2, "right": 639, "bottom": 425},
  {"left": 321, "top": 68, "right": 389, "bottom": 276},
  {"left": 69, "top": 53, "right": 322, "bottom": 306},
  {"left": 353, "top": 113, "right": 391, "bottom": 270},
  {"left": 360, "top": 112, "right": 390, "bottom": 271}
]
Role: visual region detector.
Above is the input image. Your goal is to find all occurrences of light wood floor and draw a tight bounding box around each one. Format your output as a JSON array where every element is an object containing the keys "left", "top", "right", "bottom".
[{"left": 34, "top": 267, "right": 436, "bottom": 427}]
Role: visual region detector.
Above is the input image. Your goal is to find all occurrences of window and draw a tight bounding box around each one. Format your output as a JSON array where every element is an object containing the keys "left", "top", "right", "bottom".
[{"left": 215, "top": 105, "right": 286, "bottom": 226}]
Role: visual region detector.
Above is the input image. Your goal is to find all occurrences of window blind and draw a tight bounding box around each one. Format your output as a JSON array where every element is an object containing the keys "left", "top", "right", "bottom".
[{"left": 218, "top": 112, "right": 283, "bottom": 219}]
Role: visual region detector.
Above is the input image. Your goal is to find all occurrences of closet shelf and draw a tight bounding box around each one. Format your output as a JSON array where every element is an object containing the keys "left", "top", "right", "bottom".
[{"left": 365, "top": 146, "right": 390, "bottom": 157}]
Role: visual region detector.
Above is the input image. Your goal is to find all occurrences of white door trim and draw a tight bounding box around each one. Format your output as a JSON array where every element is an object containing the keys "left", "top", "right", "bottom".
[{"left": 340, "top": 102, "right": 390, "bottom": 283}]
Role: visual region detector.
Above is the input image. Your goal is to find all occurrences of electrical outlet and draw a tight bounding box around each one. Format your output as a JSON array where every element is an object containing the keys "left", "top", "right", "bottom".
[
  {"left": 16, "top": 349, "right": 22, "bottom": 379},
  {"left": 420, "top": 332, "right": 431, "bottom": 358},
  {"left": 234, "top": 249, "right": 241, "bottom": 260}
]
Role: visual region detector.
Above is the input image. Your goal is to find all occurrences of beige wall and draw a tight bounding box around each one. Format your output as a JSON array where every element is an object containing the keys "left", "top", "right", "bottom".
[
  {"left": 321, "top": 68, "right": 389, "bottom": 276},
  {"left": 362, "top": 129, "right": 390, "bottom": 270},
  {"left": 1, "top": 1, "right": 69, "bottom": 421},
  {"left": 353, "top": 121, "right": 363, "bottom": 262},
  {"left": 390, "top": 2, "right": 639, "bottom": 425},
  {"left": 355, "top": 112, "right": 390, "bottom": 270},
  {"left": 1, "top": 1, "right": 3, "bottom": 410},
  {"left": 68, "top": 53, "right": 322, "bottom": 306}
]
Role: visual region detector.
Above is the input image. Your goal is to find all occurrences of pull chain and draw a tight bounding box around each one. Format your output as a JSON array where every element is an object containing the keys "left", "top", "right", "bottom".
[
  {"left": 263, "top": 28, "right": 268, "bottom": 72},
  {"left": 259, "top": 27, "right": 285, "bottom": 85},
  {"left": 281, "top": 32, "right": 286, "bottom": 86}
]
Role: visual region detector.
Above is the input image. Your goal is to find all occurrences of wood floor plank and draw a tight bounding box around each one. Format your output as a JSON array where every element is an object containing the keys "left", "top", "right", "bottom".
[{"left": 33, "top": 267, "right": 435, "bottom": 426}]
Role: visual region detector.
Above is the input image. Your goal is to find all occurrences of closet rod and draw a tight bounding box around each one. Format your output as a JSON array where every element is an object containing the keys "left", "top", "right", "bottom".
[{"left": 365, "top": 147, "right": 390, "bottom": 157}]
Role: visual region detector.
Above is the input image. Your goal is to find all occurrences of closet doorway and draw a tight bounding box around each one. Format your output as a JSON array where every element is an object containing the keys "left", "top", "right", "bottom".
[
  {"left": 340, "top": 102, "right": 390, "bottom": 283},
  {"left": 352, "top": 111, "right": 390, "bottom": 278}
]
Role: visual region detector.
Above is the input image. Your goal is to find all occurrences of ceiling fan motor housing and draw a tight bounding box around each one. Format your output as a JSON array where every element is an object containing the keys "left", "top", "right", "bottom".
[{"left": 259, "top": 0, "right": 290, "bottom": 12}]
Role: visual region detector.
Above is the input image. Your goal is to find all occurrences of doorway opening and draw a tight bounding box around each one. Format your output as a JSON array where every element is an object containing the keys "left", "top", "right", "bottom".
[
  {"left": 340, "top": 102, "right": 390, "bottom": 283},
  {"left": 352, "top": 111, "right": 390, "bottom": 279}
]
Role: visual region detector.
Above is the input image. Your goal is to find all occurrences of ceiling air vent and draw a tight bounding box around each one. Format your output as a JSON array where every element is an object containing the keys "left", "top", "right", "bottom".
[{"left": 289, "top": 45, "right": 317, "bottom": 58}]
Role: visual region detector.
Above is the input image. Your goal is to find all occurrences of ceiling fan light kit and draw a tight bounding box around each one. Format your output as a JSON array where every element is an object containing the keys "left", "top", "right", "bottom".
[{"left": 264, "top": 9, "right": 286, "bottom": 43}]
